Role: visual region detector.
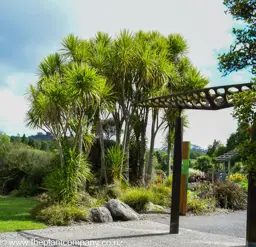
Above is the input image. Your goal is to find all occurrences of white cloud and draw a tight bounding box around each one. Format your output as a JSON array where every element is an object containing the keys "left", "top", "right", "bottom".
[
  {"left": 68, "top": 0, "right": 235, "bottom": 68},
  {"left": 230, "top": 71, "right": 250, "bottom": 83},
  {"left": 0, "top": 72, "right": 38, "bottom": 135},
  {"left": 183, "top": 109, "right": 237, "bottom": 149},
  {"left": 0, "top": 89, "right": 29, "bottom": 134},
  {"left": 4, "top": 72, "right": 37, "bottom": 95},
  {"left": 201, "top": 70, "right": 213, "bottom": 79}
]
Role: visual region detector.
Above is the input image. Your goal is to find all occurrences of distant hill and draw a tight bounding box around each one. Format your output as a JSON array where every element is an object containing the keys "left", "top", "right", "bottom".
[
  {"left": 154, "top": 144, "right": 206, "bottom": 154},
  {"left": 190, "top": 144, "right": 207, "bottom": 154},
  {"left": 28, "top": 132, "right": 53, "bottom": 141}
]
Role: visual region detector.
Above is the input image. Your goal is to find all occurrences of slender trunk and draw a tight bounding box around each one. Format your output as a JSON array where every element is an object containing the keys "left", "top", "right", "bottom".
[
  {"left": 125, "top": 131, "right": 131, "bottom": 182},
  {"left": 147, "top": 109, "right": 157, "bottom": 185},
  {"left": 167, "top": 126, "right": 171, "bottom": 177},
  {"left": 138, "top": 109, "right": 149, "bottom": 185},
  {"left": 78, "top": 125, "right": 83, "bottom": 154},
  {"left": 99, "top": 121, "right": 107, "bottom": 185},
  {"left": 116, "top": 127, "right": 121, "bottom": 145},
  {"left": 121, "top": 117, "right": 131, "bottom": 182},
  {"left": 112, "top": 109, "right": 122, "bottom": 145},
  {"left": 57, "top": 139, "right": 65, "bottom": 167}
]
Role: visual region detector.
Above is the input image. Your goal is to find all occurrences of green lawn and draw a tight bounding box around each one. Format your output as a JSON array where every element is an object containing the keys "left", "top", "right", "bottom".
[{"left": 0, "top": 196, "right": 46, "bottom": 232}]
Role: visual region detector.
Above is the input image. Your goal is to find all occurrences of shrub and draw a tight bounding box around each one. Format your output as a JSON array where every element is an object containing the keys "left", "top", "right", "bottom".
[
  {"left": 119, "top": 187, "right": 152, "bottom": 212},
  {"left": 11, "top": 178, "right": 38, "bottom": 197},
  {"left": 188, "top": 197, "right": 216, "bottom": 215},
  {"left": 195, "top": 156, "right": 212, "bottom": 173},
  {"left": 150, "top": 184, "right": 172, "bottom": 207},
  {"left": 44, "top": 149, "right": 91, "bottom": 204},
  {"left": 36, "top": 204, "right": 89, "bottom": 226},
  {"left": 188, "top": 168, "right": 207, "bottom": 183},
  {"left": 239, "top": 181, "right": 248, "bottom": 192},
  {"left": 1, "top": 146, "right": 54, "bottom": 194},
  {"left": 164, "top": 175, "right": 173, "bottom": 187},
  {"left": 106, "top": 144, "right": 127, "bottom": 182},
  {"left": 214, "top": 181, "right": 247, "bottom": 210},
  {"left": 191, "top": 183, "right": 215, "bottom": 199},
  {"left": 30, "top": 193, "right": 55, "bottom": 218},
  {"left": 91, "top": 182, "right": 122, "bottom": 202},
  {"left": 230, "top": 173, "right": 247, "bottom": 183}
]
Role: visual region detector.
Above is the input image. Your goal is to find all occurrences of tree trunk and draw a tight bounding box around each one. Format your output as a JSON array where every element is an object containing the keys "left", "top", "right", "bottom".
[
  {"left": 98, "top": 119, "right": 107, "bottom": 185},
  {"left": 122, "top": 117, "right": 130, "bottom": 182},
  {"left": 138, "top": 109, "right": 149, "bottom": 185},
  {"left": 147, "top": 109, "right": 157, "bottom": 185},
  {"left": 113, "top": 108, "right": 123, "bottom": 145},
  {"left": 167, "top": 126, "right": 171, "bottom": 177}
]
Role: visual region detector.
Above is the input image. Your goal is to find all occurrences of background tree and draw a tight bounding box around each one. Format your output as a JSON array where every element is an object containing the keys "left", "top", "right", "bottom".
[
  {"left": 195, "top": 156, "right": 212, "bottom": 173},
  {"left": 219, "top": 0, "right": 256, "bottom": 171},
  {"left": 218, "top": 0, "right": 256, "bottom": 75}
]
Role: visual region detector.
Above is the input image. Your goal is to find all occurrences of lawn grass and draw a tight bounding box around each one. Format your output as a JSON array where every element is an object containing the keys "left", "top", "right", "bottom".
[{"left": 0, "top": 196, "right": 46, "bottom": 232}]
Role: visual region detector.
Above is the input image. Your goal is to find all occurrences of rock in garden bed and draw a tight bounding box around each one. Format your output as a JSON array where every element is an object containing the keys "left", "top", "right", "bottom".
[
  {"left": 89, "top": 207, "right": 113, "bottom": 223},
  {"left": 104, "top": 199, "right": 139, "bottom": 221},
  {"left": 145, "top": 202, "right": 168, "bottom": 213}
]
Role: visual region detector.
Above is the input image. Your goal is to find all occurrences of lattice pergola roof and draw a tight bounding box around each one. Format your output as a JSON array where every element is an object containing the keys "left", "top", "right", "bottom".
[
  {"left": 138, "top": 83, "right": 253, "bottom": 110},
  {"left": 214, "top": 149, "right": 238, "bottom": 162}
]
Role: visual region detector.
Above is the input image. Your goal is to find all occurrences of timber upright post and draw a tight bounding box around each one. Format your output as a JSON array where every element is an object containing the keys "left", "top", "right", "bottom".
[
  {"left": 247, "top": 123, "right": 256, "bottom": 247},
  {"left": 170, "top": 109, "right": 183, "bottom": 234},
  {"left": 180, "top": 141, "right": 190, "bottom": 216}
]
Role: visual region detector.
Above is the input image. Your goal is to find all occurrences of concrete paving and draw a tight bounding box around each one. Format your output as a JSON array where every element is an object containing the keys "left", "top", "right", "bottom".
[
  {"left": 0, "top": 212, "right": 247, "bottom": 247},
  {"left": 147, "top": 210, "right": 247, "bottom": 238}
]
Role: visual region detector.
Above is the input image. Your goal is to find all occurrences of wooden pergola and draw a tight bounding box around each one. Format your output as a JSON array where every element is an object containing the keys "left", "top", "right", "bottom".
[
  {"left": 215, "top": 149, "right": 238, "bottom": 180},
  {"left": 137, "top": 82, "right": 255, "bottom": 245}
]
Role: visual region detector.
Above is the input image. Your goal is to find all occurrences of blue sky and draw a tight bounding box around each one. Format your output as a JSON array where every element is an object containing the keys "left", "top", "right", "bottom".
[{"left": 0, "top": 0, "right": 252, "bottom": 148}]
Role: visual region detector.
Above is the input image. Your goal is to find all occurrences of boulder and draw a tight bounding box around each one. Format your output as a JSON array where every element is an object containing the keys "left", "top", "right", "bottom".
[
  {"left": 145, "top": 202, "right": 166, "bottom": 212},
  {"left": 89, "top": 207, "right": 113, "bottom": 223},
  {"left": 104, "top": 199, "right": 139, "bottom": 221}
]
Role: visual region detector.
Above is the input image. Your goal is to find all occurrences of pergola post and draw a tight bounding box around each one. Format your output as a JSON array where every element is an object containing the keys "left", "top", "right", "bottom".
[
  {"left": 246, "top": 171, "right": 256, "bottom": 247},
  {"left": 170, "top": 110, "right": 183, "bottom": 234},
  {"left": 228, "top": 159, "right": 231, "bottom": 180}
]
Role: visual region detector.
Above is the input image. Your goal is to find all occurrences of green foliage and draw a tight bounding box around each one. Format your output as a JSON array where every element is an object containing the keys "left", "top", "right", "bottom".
[
  {"left": 154, "top": 151, "right": 168, "bottom": 173},
  {"left": 219, "top": 0, "right": 256, "bottom": 75},
  {"left": 30, "top": 193, "right": 55, "bottom": 218},
  {"left": 11, "top": 178, "right": 38, "bottom": 197},
  {"left": 44, "top": 148, "right": 91, "bottom": 204},
  {"left": 106, "top": 144, "right": 127, "bottom": 182},
  {"left": 239, "top": 181, "right": 248, "bottom": 192},
  {"left": 36, "top": 204, "right": 89, "bottom": 226},
  {"left": 214, "top": 181, "right": 247, "bottom": 210},
  {"left": 207, "top": 140, "right": 226, "bottom": 158},
  {"left": 119, "top": 187, "right": 153, "bottom": 212},
  {"left": 0, "top": 133, "right": 11, "bottom": 160},
  {"left": 187, "top": 196, "right": 216, "bottom": 215},
  {"left": 150, "top": 184, "right": 172, "bottom": 207},
  {"left": 191, "top": 183, "right": 215, "bottom": 199},
  {"left": 164, "top": 175, "right": 173, "bottom": 187},
  {"left": 92, "top": 182, "right": 122, "bottom": 202},
  {"left": 195, "top": 156, "right": 212, "bottom": 173},
  {"left": 0, "top": 146, "right": 54, "bottom": 194},
  {"left": 232, "top": 161, "right": 247, "bottom": 174},
  {"left": 4, "top": 147, "right": 54, "bottom": 181}
]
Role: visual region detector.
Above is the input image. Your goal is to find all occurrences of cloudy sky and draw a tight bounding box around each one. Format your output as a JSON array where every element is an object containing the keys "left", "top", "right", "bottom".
[{"left": 0, "top": 0, "right": 252, "bottom": 149}]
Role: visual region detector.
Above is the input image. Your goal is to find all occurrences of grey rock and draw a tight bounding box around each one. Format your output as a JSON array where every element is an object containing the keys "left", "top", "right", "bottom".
[
  {"left": 89, "top": 207, "right": 113, "bottom": 223},
  {"left": 145, "top": 202, "right": 166, "bottom": 212},
  {"left": 105, "top": 199, "right": 139, "bottom": 221}
]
